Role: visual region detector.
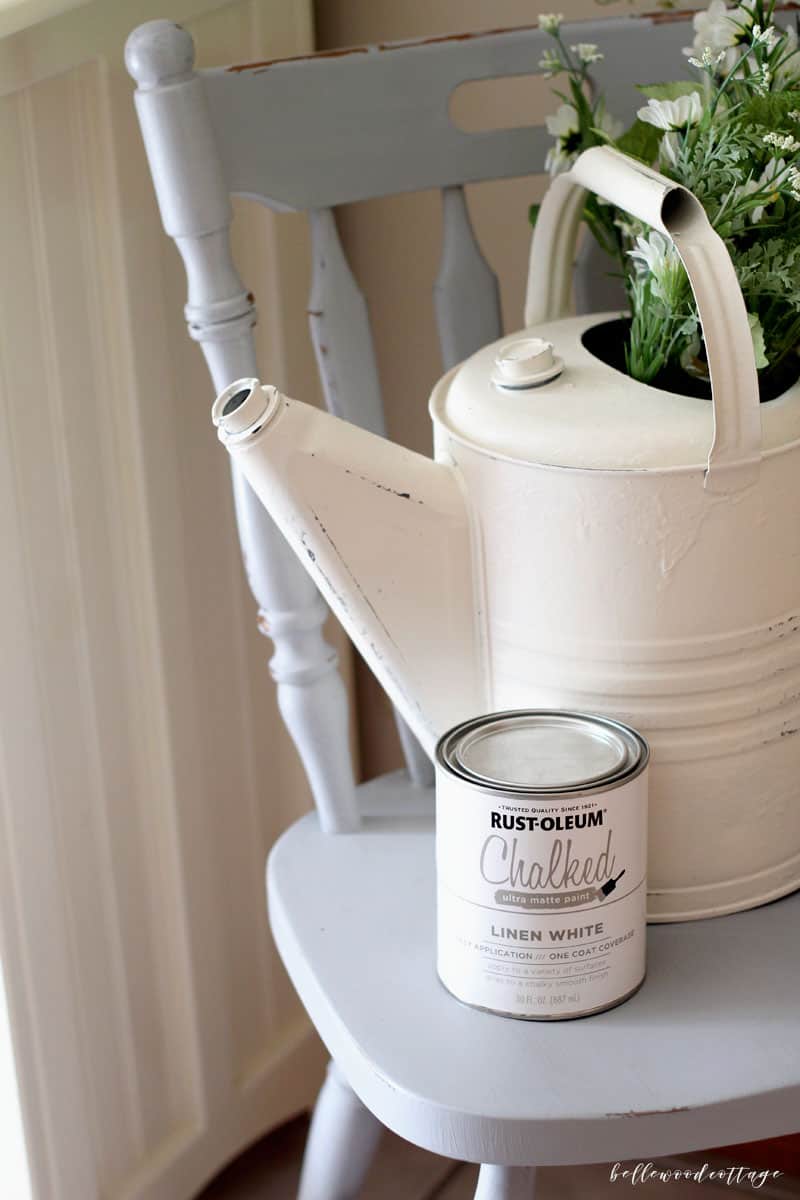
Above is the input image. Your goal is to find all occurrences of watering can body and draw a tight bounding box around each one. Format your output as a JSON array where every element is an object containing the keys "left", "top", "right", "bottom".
[
  {"left": 214, "top": 148, "right": 800, "bottom": 921},
  {"left": 431, "top": 314, "right": 800, "bottom": 922}
]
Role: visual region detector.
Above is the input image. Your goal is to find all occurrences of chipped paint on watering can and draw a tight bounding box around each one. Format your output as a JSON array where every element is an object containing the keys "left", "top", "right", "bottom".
[{"left": 212, "top": 147, "right": 800, "bottom": 922}]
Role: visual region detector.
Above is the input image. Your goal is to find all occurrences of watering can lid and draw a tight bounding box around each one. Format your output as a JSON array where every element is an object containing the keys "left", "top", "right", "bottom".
[{"left": 430, "top": 312, "right": 800, "bottom": 471}]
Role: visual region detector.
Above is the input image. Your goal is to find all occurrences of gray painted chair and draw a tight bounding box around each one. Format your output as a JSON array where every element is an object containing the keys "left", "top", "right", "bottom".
[{"left": 125, "top": 18, "right": 800, "bottom": 1199}]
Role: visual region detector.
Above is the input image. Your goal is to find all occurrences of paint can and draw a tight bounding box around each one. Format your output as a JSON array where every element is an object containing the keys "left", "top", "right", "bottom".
[{"left": 435, "top": 710, "right": 649, "bottom": 1020}]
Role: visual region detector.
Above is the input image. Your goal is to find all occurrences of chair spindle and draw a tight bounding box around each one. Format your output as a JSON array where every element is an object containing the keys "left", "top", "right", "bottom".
[
  {"left": 127, "top": 21, "right": 360, "bottom": 833},
  {"left": 308, "top": 207, "right": 434, "bottom": 787},
  {"left": 435, "top": 184, "right": 502, "bottom": 371}
]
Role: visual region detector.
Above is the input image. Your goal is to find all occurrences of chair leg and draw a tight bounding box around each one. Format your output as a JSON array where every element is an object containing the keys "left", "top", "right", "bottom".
[
  {"left": 297, "top": 1059, "right": 383, "bottom": 1200},
  {"left": 474, "top": 1165, "right": 537, "bottom": 1200}
]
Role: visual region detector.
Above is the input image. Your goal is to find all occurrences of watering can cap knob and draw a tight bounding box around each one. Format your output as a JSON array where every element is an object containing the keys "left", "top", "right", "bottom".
[{"left": 492, "top": 337, "right": 563, "bottom": 390}]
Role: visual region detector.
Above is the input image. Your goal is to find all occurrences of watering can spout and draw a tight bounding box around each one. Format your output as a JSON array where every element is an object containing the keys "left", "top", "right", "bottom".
[{"left": 212, "top": 379, "right": 484, "bottom": 757}]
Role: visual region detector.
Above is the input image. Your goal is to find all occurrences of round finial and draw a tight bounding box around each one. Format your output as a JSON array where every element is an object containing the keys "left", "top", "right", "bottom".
[{"left": 125, "top": 20, "right": 195, "bottom": 88}]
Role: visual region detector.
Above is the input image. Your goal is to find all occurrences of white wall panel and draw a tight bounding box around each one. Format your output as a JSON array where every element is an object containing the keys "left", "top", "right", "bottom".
[{"left": 0, "top": 2, "right": 339, "bottom": 1196}]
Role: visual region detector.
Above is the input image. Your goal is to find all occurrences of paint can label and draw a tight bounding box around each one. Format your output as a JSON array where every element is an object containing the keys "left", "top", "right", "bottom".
[{"left": 435, "top": 711, "right": 648, "bottom": 1019}]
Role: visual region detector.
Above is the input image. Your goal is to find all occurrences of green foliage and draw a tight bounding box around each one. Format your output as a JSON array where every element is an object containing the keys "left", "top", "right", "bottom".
[
  {"left": 537, "top": 0, "right": 800, "bottom": 389},
  {"left": 625, "top": 271, "right": 697, "bottom": 382},
  {"left": 742, "top": 91, "right": 800, "bottom": 127},
  {"left": 736, "top": 239, "right": 800, "bottom": 305}
]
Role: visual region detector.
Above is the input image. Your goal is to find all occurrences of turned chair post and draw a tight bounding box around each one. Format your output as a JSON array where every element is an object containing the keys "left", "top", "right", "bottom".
[{"left": 126, "top": 22, "right": 360, "bottom": 833}]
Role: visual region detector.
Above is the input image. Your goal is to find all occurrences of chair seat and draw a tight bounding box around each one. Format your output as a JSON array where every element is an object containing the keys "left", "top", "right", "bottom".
[{"left": 268, "top": 771, "right": 800, "bottom": 1167}]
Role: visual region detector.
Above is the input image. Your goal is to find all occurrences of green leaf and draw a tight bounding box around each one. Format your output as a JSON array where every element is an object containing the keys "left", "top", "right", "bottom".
[
  {"left": 615, "top": 119, "right": 663, "bottom": 165},
  {"left": 529, "top": 202, "right": 541, "bottom": 228},
  {"left": 636, "top": 81, "right": 703, "bottom": 101},
  {"left": 743, "top": 91, "right": 800, "bottom": 127}
]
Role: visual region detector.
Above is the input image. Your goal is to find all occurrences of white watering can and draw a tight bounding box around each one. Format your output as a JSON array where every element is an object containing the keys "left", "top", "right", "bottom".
[{"left": 213, "top": 147, "right": 800, "bottom": 922}]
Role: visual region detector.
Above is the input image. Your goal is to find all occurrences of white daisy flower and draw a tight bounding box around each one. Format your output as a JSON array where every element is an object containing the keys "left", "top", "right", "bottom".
[
  {"left": 544, "top": 103, "right": 580, "bottom": 174},
  {"left": 637, "top": 92, "right": 703, "bottom": 131},
  {"left": 659, "top": 130, "right": 682, "bottom": 168},
  {"left": 628, "top": 230, "right": 671, "bottom": 276},
  {"left": 628, "top": 231, "right": 684, "bottom": 302},
  {"left": 545, "top": 102, "right": 578, "bottom": 140},
  {"left": 538, "top": 12, "right": 564, "bottom": 35},
  {"left": 684, "top": 0, "right": 741, "bottom": 59}
]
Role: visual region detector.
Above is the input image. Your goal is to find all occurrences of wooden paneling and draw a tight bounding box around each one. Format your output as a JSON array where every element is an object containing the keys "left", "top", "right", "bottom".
[{"left": 0, "top": 2, "right": 343, "bottom": 1197}]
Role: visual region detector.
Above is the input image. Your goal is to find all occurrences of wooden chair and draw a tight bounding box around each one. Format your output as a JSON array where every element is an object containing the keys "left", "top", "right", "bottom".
[{"left": 125, "top": 17, "right": 800, "bottom": 1199}]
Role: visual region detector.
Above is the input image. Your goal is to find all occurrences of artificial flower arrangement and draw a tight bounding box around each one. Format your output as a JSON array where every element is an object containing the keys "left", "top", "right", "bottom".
[{"left": 538, "top": 0, "right": 800, "bottom": 397}]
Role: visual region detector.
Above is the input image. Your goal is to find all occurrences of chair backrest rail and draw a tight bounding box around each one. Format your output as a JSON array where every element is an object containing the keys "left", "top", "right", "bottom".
[{"left": 200, "top": 16, "right": 695, "bottom": 212}]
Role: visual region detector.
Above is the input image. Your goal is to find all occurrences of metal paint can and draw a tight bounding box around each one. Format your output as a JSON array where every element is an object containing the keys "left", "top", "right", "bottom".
[{"left": 435, "top": 710, "right": 649, "bottom": 1020}]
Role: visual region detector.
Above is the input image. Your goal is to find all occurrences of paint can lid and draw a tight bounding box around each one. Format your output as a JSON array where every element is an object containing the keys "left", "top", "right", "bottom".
[{"left": 436, "top": 710, "right": 648, "bottom": 795}]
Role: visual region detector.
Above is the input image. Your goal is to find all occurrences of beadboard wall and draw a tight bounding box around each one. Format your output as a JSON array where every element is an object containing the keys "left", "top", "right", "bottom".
[{"left": 0, "top": 3, "right": 351, "bottom": 1198}]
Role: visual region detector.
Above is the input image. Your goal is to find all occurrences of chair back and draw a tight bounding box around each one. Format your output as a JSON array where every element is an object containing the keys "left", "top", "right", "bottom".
[{"left": 125, "top": 14, "right": 694, "bottom": 831}]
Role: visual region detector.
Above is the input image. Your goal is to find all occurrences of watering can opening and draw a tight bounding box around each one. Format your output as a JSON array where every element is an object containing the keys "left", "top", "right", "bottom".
[
  {"left": 580, "top": 317, "right": 800, "bottom": 406},
  {"left": 222, "top": 386, "right": 252, "bottom": 416}
]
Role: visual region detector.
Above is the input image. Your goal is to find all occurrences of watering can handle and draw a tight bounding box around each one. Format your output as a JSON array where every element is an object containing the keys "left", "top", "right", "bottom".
[{"left": 524, "top": 146, "right": 761, "bottom": 493}]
